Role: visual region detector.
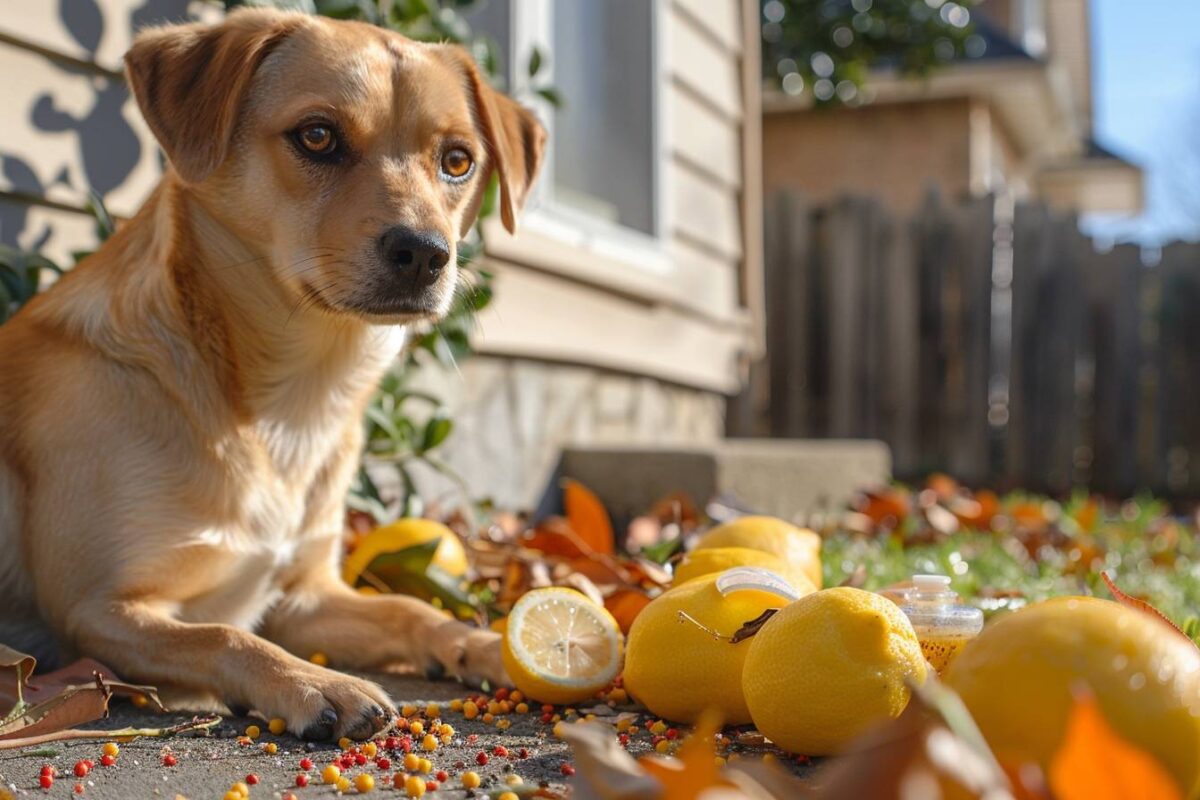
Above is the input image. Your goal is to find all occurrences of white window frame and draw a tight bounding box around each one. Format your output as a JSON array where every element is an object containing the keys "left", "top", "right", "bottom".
[{"left": 496, "top": 0, "right": 674, "bottom": 278}]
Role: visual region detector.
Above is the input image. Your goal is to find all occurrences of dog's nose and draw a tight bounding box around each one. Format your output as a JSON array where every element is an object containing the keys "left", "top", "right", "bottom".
[{"left": 377, "top": 227, "right": 450, "bottom": 288}]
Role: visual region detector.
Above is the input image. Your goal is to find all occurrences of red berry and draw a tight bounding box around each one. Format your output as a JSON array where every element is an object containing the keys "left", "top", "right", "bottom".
[
  {"left": 493, "top": 688, "right": 509, "bottom": 701},
  {"left": 162, "top": 754, "right": 177, "bottom": 767},
  {"left": 435, "top": 770, "right": 448, "bottom": 782},
  {"left": 475, "top": 752, "right": 488, "bottom": 766},
  {"left": 541, "top": 704, "right": 554, "bottom": 714},
  {"left": 518, "top": 748, "right": 530, "bottom": 759},
  {"left": 295, "top": 774, "right": 309, "bottom": 787},
  {"left": 466, "top": 734, "right": 478, "bottom": 744},
  {"left": 666, "top": 728, "right": 679, "bottom": 740},
  {"left": 425, "top": 781, "right": 438, "bottom": 792},
  {"left": 376, "top": 758, "right": 391, "bottom": 770},
  {"left": 40, "top": 766, "right": 56, "bottom": 777},
  {"left": 618, "top": 734, "right": 630, "bottom": 747},
  {"left": 246, "top": 774, "right": 259, "bottom": 785},
  {"left": 385, "top": 736, "right": 399, "bottom": 751},
  {"left": 354, "top": 753, "right": 368, "bottom": 766},
  {"left": 299, "top": 757, "right": 314, "bottom": 771},
  {"left": 73, "top": 762, "right": 89, "bottom": 778},
  {"left": 540, "top": 713, "right": 553, "bottom": 724},
  {"left": 83, "top": 761, "right": 94, "bottom": 770},
  {"left": 454, "top": 761, "right": 466, "bottom": 770},
  {"left": 399, "top": 736, "right": 414, "bottom": 753},
  {"left": 73, "top": 784, "right": 84, "bottom": 795},
  {"left": 100, "top": 755, "right": 116, "bottom": 768},
  {"left": 560, "top": 763, "right": 576, "bottom": 776},
  {"left": 40, "top": 775, "right": 53, "bottom": 790},
  {"left": 492, "top": 746, "right": 508, "bottom": 758}
]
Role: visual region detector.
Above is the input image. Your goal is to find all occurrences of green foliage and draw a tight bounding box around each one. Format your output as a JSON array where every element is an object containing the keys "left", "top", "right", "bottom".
[{"left": 761, "top": 0, "right": 980, "bottom": 106}]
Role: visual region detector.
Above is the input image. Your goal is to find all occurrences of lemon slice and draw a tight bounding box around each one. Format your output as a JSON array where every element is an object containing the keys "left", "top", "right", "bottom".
[{"left": 502, "top": 588, "right": 624, "bottom": 705}]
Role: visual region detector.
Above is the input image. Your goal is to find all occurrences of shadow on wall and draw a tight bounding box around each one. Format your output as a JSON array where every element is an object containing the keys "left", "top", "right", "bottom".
[{"left": 0, "top": 0, "right": 191, "bottom": 251}]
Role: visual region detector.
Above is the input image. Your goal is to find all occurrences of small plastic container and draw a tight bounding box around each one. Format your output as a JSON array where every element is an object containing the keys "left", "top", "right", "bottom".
[{"left": 891, "top": 574, "right": 984, "bottom": 674}]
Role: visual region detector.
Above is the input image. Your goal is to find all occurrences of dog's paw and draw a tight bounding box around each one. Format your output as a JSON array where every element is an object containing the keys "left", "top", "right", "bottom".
[
  {"left": 424, "top": 622, "right": 510, "bottom": 689},
  {"left": 265, "top": 668, "right": 395, "bottom": 741}
]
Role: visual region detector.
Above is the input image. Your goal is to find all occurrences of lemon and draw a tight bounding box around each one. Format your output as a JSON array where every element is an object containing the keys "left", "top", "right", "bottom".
[
  {"left": 624, "top": 573, "right": 787, "bottom": 725},
  {"left": 944, "top": 596, "right": 1200, "bottom": 796},
  {"left": 743, "top": 587, "right": 927, "bottom": 755},
  {"left": 342, "top": 519, "right": 469, "bottom": 586},
  {"left": 673, "top": 547, "right": 817, "bottom": 596},
  {"left": 693, "top": 517, "right": 823, "bottom": 588},
  {"left": 501, "top": 588, "right": 624, "bottom": 705}
]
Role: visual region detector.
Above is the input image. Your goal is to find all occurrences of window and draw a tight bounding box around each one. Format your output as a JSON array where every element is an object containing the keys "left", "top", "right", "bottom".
[{"left": 467, "top": 0, "right": 664, "bottom": 251}]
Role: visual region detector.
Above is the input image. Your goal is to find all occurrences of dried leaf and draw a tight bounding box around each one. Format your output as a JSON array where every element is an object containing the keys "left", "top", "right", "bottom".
[
  {"left": 0, "top": 645, "right": 36, "bottom": 717},
  {"left": 729, "top": 609, "right": 780, "bottom": 643},
  {"left": 557, "top": 720, "right": 663, "bottom": 800},
  {"left": 1100, "top": 572, "right": 1195, "bottom": 647},
  {"left": 639, "top": 710, "right": 736, "bottom": 799},
  {"left": 1047, "top": 691, "right": 1182, "bottom": 800},
  {"left": 1, "top": 667, "right": 163, "bottom": 743},
  {"left": 0, "top": 715, "right": 218, "bottom": 750},
  {"left": 522, "top": 517, "right": 590, "bottom": 559},
  {"left": 564, "top": 480, "right": 615, "bottom": 555},
  {"left": 604, "top": 589, "right": 652, "bottom": 635}
]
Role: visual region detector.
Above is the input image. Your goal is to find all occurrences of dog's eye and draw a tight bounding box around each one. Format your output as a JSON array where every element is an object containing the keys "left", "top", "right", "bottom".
[
  {"left": 440, "top": 148, "right": 473, "bottom": 181},
  {"left": 295, "top": 124, "right": 337, "bottom": 157}
]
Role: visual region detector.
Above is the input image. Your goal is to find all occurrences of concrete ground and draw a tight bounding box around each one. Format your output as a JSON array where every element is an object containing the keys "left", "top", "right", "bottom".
[{"left": 0, "top": 673, "right": 815, "bottom": 799}]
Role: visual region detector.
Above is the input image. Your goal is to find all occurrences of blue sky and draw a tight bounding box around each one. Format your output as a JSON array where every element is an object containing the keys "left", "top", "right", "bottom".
[{"left": 1086, "top": 0, "right": 1200, "bottom": 243}]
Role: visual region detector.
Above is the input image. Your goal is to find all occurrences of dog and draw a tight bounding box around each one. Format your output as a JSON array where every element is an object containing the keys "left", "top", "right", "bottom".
[{"left": 0, "top": 8, "right": 544, "bottom": 741}]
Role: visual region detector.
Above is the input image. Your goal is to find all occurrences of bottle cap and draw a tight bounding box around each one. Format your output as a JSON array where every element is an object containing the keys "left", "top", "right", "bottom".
[{"left": 912, "top": 574, "right": 952, "bottom": 592}]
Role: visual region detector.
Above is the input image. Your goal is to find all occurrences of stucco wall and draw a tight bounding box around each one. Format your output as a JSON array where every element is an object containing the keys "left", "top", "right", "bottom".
[{"left": 763, "top": 98, "right": 974, "bottom": 214}]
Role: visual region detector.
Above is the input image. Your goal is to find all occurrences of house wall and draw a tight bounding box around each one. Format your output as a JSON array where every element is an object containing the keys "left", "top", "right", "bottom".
[
  {"left": 762, "top": 98, "right": 973, "bottom": 213},
  {"left": 0, "top": 0, "right": 760, "bottom": 510}
]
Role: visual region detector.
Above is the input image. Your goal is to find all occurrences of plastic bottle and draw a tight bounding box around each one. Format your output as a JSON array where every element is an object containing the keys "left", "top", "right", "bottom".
[{"left": 892, "top": 574, "right": 984, "bottom": 674}]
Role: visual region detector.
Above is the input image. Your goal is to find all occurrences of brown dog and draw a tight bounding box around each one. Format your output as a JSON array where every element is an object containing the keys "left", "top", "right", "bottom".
[{"left": 0, "top": 8, "right": 543, "bottom": 740}]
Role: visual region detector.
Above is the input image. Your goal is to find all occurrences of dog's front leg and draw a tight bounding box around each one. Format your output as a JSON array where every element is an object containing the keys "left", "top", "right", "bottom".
[
  {"left": 71, "top": 600, "right": 394, "bottom": 740},
  {"left": 262, "top": 544, "right": 507, "bottom": 687}
]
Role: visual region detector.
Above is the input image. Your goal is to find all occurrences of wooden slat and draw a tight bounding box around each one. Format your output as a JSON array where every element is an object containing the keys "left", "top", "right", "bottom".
[
  {"left": 476, "top": 259, "right": 744, "bottom": 394},
  {"left": 670, "top": 164, "right": 742, "bottom": 260},
  {"left": 671, "top": 0, "right": 742, "bottom": 55},
  {"left": 0, "top": 43, "right": 160, "bottom": 217},
  {"left": 666, "top": 12, "right": 742, "bottom": 121},
  {"left": 669, "top": 237, "right": 742, "bottom": 323},
  {"left": 668, "top": 85, "right": 741, "bottom": 189}
]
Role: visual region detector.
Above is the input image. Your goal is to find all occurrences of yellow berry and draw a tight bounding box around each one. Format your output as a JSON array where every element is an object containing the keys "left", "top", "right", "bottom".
[
  {"left": 486, "top": 701, "right": 501, "bottom": 715},
  {"left": 268, "top": 718, "right": 287, "bottom": 735},
  {"left": 482, "top": 713, "right": 495, "bottom": 724},
  {"left": 496, "top": 719, "right": 511, "bottom": 731},
  {"left": 438, "top": 724, "right": 454, "bottom": 738},
  {"left": 449, "top": 698, "right": 464, "bottom": 712},
  {"left": 425, "top": 703, "right": 440, "bottom": 718},
  {"left": 245, "top": 724, "right": 261, "bottom": 739},
  {"left": 223, "top": 793, "right": 241, "bottom": 800},
  {"left": 310, "top": 652, "right": 329, "bottom": 666},
  {"left": 616, "top": 718, "right": 632, "bottom": 733},
  {"left": 650, "top": 721, "right": 667, "bottom": 735},
  {"left": 231, "top": 782, "right": 250, "bottom": 797},
  {"left": 323, "top": 764, "right": 342, "bottom": 784},
  {"left": 336, "top": 776, "right": 352, "bottom": 793},
  {"left": 461, "top": 772, "right": 481, "bottom": 789},
  {"left": 363, "top": 742, "right": 378, "bottom": 758},
  {"left": 553, "top": 722, "right": 566, "bottom": 739},
  {"left": 655, "top": 739, "right": 672, "bottom": 754},
  {"left": 551, "top": 714, "right": 562, "bottom": 723},
  {"left": 500, "top": 701, "right": 513, "bottom": 714},
  {"left": 403, "top": 753, "right": 421, "bottom": 772},
  {"left": 404, "top": 775, "right": 425, "bottom": 797},
  {"left": 505, "top": 774, "right": 523, "bottom": 786},
  {"left": 510, "top": 690, "right": 524, "bottom": 703},
  {"left": 354, "top": 773, "right": 375, "bottom": 793},
  {"left": 440, "top": 734, "right": 452, "bottom": 745},
  {"left": 338, "top": 736, "right": 353, "bottom": 751},
  {"left": 499, "top": 793, "right": 519, "bottom": 800},
  {"left": 102, "top": 742, "right": 120, "bottom": 757},
  {"left": 515, "top": 702, "right": 529, "bottom": 714},
  {"left": 409, "top": 721, "right": 424, "bottom": 736},
  {"left": 462, "top": 701, "right": 479, "bottom": 720},
  {"left": 401, "top": 704, "right": 418, "bottom": 718},
  {"left": 262, "top": 742, "right": 278, "bottom": 755},
  {"left": 418, "top": 758, "right": 432, "bottom": 774},
  {"left": 422, "top": 734, "right": 438, "bottom": 751}
]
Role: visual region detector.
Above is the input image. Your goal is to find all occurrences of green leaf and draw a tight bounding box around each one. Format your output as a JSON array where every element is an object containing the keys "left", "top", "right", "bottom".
[
  {"left": 535, "top": 86, "right": 564, "bottom": 108},
  {"left": 359, "top": 541, "right": 479, "bottom": 619},
  {"left": 419, "top": 414, "right": 453, "bottom": 453},
  {"left": 639, "top": 536, "right": 684, "bottom": 565},
  {"left": 527, "top": 45, "right": 543, "bottom": 78},
  {"left": 85, "top": 190, "right": 115, "bottom": 242}
]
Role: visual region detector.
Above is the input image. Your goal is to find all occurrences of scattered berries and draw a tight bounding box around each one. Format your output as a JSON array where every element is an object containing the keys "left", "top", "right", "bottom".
[
  {"left": 73, "top": 761, "right": 90, "bottom": 778},
  {"left": 162, "top": 754, "right": 177, "bottom": 767},
  {"left": 435, "top": 770, "right": 448, "bottom": 782},
  {"left": 425, "top": 781, "right": 439, "bottom": 793},
  {"left": 354, "top": 752, "right": 369, "bottom": 766},
  {"left": 417, "top": 758, "right": 432, "bottom": 774},
  {"left": 73, "top": 783, "right": 84, "bottom": 795},
  {"left": 493, "top": 745, "right": 509, "bottom": 757},
  {"left": 299, "top": 757, "right": 314, "bottom": 771},
  {"left": 462, "top": 771, "right": 481, "bottom": 789},
  {"left": 561, "top": 763, "right": 576, "bottom": 776},
  {"left": 515, "top": 702, "right": 529, "bottom": 714},
  {"left": 269, "top": 717, "right": 287, "bottom": 735},
  {"left": 498, "top": 793, "right": 519, "bottom": 800},
  {"left": 403, "top": 774, "right": 425, "bottom": 797},
  {"left": 354, "top": 773, "right": 375, "bottom": 793},
  {"left": 425, "top": 703, "right": 440, "bottom": 718},
  {"left": 339, "top": 736, "right": 353, "bottom": 751},
  {"left": 409, "top": 721, "right": 424, "bottom": 737},
  {"left": 100, "top": 754, "right": 116, "bottom": 768},
  {"left": 462, "top": 701, "right": 479, "bottom": 720},
  {"left": 475, "top": 752, "right": 489, "bottom": 766},
  {"left": 376, "top": 757, "right": 391, "bottom": 770},
  {"left": 295, "top": 774, "right": 309, "bottom": 787},
  {"left": 245, "top": 774, "right": 259, "bottom": 785},
  {"left": 40, "top": 774, "right": 53, "bottom": 790},
  {"left": 102, "top": 743, "right": 120, "bottom": 758},
  {"left": 245, "top": 724, "right": 261, "bottom": 739},
  {"left": 262, "top": 742, "right": 278, "bottom": 755},
  {"left": 322, "top": 764, "right": 342, "bottom": 784},
  {"left": 336, "top": 776, "right": 352, "bottom": 793},
  {"left": 403, "top": 753, "right": 421, "bottom": 771},
  {"left": 363, "top": 741, "right": 378, "bottom": 758},
  {"left": 421, "top": 734, "right": 438, "bottom": 752}
]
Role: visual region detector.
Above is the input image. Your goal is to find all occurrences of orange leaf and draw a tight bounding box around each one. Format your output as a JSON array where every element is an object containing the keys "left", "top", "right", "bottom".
[
  {"left": 639, "top": 710, "right": 734, "bottom": 799},
  {"left": 521, "top": 517, "right": 588, "bottom": 559},
  {"left": 1048, "top": 691, "right": 1183, "bottom": 800},
  {"left": 1100, "top": 572, "right": 1196, "bottom": 647},
  {"left": 563, "top": 480, "right": 615, "bottom": 555},
  {"left": 604, "top": 589, "right": 652, "bottom": 634}
]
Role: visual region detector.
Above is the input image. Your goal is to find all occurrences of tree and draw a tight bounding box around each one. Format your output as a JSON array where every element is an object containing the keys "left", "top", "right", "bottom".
[{"left": 761, "top": 0, "right": 981, "bottom": 106}]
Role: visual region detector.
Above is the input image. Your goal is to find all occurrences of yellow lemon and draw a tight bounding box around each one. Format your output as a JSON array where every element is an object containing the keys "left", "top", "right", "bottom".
[
  {"left": 743, "top": 587, "right": 927, "bottom": 756},
  {"left": 693, "top": 517, "right": 822, "bottom": 588},
  {"left": 944, "top": 596, "right": 1200, "bottom": 796},
  {"left": 624, "top": 573, "right": 788, "bottom": 725},
  {"left": 673, "top": 547, "right": 816, "bottom": 596},
  {"left": 502, "top": 588, "right": 624, "bottom": 705},
  {"left": 342, "top": 519, "right": 469, "bottom": 586}
]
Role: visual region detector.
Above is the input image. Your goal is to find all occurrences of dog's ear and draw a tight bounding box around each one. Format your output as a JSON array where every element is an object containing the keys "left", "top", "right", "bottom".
[
  {"left": 441, "top": 47, "right": 546, "bottom": 236},
  {"left": 125, "top": 9, "right": 302, "bottom": 184}
]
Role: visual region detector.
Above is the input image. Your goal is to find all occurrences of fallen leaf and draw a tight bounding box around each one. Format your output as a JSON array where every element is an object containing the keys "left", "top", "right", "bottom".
[
  {"left": 638, "top": 710, "right": 735, "bottom": 799},
  {"left": 564, "top": 480, "right": 616, "bottom": 555},
  {"left": 522, "top": 517, "right": 591, "bottom": 559},
  {"left": 1047, "top": 690, "right": 1182, "bottom": 800},
  {"left": 557, "top": 720, "right": 663, "bottom": 800},
  {"left": 1100, "top": 571, "right": 1195, "bottom": 647},
  {"left": 604, "top": 589, "right": 652, "bottom": 634}
]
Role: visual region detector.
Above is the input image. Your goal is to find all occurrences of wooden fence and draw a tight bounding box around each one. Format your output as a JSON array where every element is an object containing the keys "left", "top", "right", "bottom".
[{"left": 731, "top": 189, "right": 1200, "bottom": 498}]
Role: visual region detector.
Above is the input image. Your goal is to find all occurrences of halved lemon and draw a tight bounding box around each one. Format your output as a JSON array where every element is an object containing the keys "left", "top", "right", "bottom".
[{"left": 501, "top": 588, "right": 624, "bottom": 705}]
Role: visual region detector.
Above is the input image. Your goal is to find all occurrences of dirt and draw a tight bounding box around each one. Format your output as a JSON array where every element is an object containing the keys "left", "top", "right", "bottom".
[{"left": 0, "top": 673, "right": 817, "bottom": 799}]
